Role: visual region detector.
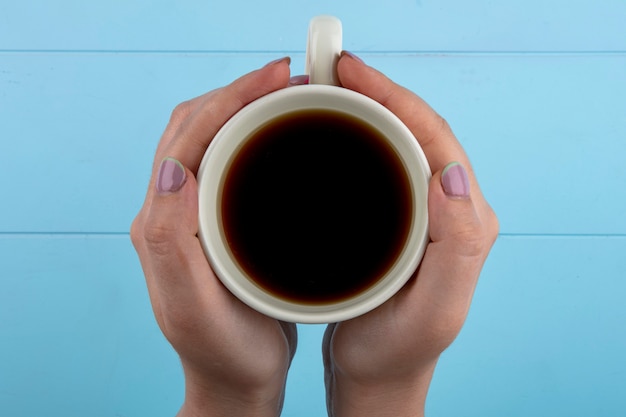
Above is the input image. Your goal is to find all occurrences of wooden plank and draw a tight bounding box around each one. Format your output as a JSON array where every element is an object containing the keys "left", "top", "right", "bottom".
[
  {"left": 0, "top": 235, "right": 181, "bottom": 416},
  {"left": 1, "top": 53, "right": 624, "bottom": 234},
  {"left": 1, "top": 235, "right": 625, "bottom": 415},
  {"left": 428, "top": 235, "right": 626, "bottom": 416},
  {"left": 1, "top": 0, "right": 624, "bottom": 51},
  {"left": 0, "top": 235, "right": 326, "bottom": 416}
]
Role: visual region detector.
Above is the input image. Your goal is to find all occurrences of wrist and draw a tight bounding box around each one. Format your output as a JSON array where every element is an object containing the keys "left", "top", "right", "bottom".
[
  {"left": 178, "top": 366, "right": 288, "bottom": 417},
  {"left": 178, "top": 382, "right": 286, "bottom": 417},
  {"left": 327, "top": 360, "right": 438, "bottom": 417}
]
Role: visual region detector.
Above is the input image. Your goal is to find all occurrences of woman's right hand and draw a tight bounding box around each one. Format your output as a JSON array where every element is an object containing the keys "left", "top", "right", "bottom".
[{"left": 322, "top": 52, "right": 499, "bottom": 417}]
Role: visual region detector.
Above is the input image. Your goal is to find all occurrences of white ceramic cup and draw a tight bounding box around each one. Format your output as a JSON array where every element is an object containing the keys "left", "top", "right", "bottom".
[{"left": 197, "top": 15, "right": 431, "bottom": 323}]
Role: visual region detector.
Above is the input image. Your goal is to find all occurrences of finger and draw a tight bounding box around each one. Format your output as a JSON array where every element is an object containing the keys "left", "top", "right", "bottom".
[
  {"left": 288, "top": 74, "right": 309, "bottom": 86},
  {"left": 336, "top": 51, "right": 467, "bottom": 175},
  {"left": 141, "top": 157, "right": 230, "bottom": 335},
  {"left": 145, "top": 57, "right": 291, "bottom": 302},
  {"left": 337, "top": 51, "right": 499, "bottom": 220},
  {"left": 397, "top": 162, "right": 493, "bottom": 348},
  {"left": 136, "top": 58, "right": 293, "bottom": 228},
  {"left": 161, "top": 57, "right": 292, "bottom": 174},
  {"left": 151, "top": 94, "right": 208, "bottom": 173}
]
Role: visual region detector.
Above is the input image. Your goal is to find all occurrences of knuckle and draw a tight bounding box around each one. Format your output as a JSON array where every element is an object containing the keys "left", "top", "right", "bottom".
[
  {"left": 141, "top": 216, "right": 179, "bottom": 257},
  {"left": 486, "top": 208, "right": 500, "bottom": 243},
  {"left": 454, "top": 202, "right": 501, "bottom": 257},
  {"left": 456, "top": 233, "right": 486, "bottom": 258},
  {"left": 420, "top": 114, "right": 454, "bottom": 148},
  {"left": 453, "top": 218, "right": 495, "bottom": 258},
  {"left": 436, "top": 115, "right": 453, "bottom": 136},
  {"left": 129, "top": 214, "right": 145, "bottom": 249},
  {"left": 169, "top": 100, "right": 194, "bottom": 125}
]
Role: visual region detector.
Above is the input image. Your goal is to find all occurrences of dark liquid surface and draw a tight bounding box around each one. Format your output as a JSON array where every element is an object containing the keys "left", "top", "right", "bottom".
[{"left": 221, "top": 109, "right": 412, "bottom": 304}]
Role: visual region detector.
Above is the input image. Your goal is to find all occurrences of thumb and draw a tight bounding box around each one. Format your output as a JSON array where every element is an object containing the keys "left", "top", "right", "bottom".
[
  {"left": 148, "top": 155, "right": 205, "bottom": 273},
  {"left": 144, "top": 157, "right": 224, "bottom": 323},
  {"left": 152, "top": 157, "right": 198, "bottom": 239},
  {"left": 399, "top": 162, "right": 486, "bottom": 337},
  {"left": 428, "top": 161, "right": 481, "bottom": 254},
  {"left": 155, "top": 157, "right": 189, "bottom": 195}
]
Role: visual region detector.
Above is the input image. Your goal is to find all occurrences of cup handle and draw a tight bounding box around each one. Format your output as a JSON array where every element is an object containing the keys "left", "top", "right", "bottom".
[{"left": 305, "top": 15, "right": 342, "bottom": 86}]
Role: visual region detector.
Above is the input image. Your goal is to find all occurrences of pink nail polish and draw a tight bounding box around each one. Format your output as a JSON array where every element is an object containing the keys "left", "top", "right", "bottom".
[
  {"left": 156, "top": 157, "right": 187, "bottom": 194},
  {"left": 264, "top": 56, "right": 291, "bottom": 67},
  {"left": 288, "top": 74, "right": 309, "bottom": 86},
  {"left": 341, "top": 50, "right": 364, "bottom": 64},
  {"left": 441, "top": 162, "right": 470, "bottom": 198}
]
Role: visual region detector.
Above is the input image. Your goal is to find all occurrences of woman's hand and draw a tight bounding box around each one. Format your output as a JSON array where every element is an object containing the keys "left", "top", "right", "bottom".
[
  {"left": 130, "top": 58, "right": 300, "bottom": 417},
  {"left": 322, "top": 52, "right": 499, "bottom": 417}
]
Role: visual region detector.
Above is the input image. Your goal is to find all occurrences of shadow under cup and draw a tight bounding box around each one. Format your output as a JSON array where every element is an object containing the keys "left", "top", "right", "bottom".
[{"left": 198, "top": 85, "right": 431, "bottom": 323}]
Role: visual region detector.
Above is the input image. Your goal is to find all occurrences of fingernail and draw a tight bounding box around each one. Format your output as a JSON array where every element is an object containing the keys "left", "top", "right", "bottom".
[
  {"left": 288, "top": 74, "right": 309, "bottom": 86},
  {"left": 264, "top": 56, "right": 291, "bottom": 67},
  {"left": 156, "top": 157, "right": 187, "bottom": 194},
  {"left": 341, "top": 50, "right": 364, "bottom": 64},
  {"left": 441, "top": 162, "right": 470, "bottom": 198}
]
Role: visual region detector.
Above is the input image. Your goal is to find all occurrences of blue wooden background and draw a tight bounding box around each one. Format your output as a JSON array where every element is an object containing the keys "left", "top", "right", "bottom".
[{"left": 1, "top": 1, "right": 625, "bottom": 416}]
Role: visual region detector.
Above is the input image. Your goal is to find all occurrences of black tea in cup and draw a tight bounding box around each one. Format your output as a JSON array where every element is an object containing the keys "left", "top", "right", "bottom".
[{"left": 220, "top": 109, "right": 414, "bottom": 305}]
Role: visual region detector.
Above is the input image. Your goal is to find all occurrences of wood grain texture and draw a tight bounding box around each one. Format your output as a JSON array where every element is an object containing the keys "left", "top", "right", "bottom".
[
  {"left": 428, "top": 235, "right": 626, "bottom": 416},
  {"left": 1, "top": 1, "right": 624, "bottom": 415},
  {"left": 1, "top": 236, "right": 624, "bottom": 416},
  {"left": 1, "top": 53, "right": 624, "bottom": 234},
  {"left": 1, "top": 0, "right": 625, "bottom": 51}
]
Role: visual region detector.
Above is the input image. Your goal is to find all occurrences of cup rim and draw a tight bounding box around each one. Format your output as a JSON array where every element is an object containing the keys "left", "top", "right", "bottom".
[{"left": 197, "top": 85, "right": 431, "bottom": 323}]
